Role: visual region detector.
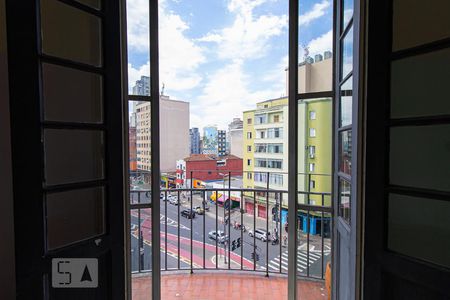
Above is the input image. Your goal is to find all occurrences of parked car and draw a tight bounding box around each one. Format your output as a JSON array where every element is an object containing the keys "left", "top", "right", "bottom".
[
  {"left": 162, "top": 194, "right": 176, "bottom": 202},
  {"left": 248, "top": 228, "right": 271, "bottom": 242},
  {"left": 193, "top": 206, "right": 204, "bottom": 215},
  {"left": 180, "top": 209, "right": 196, "bottom": 219},
  {"left": 168, "top": 196, "right": 179, "bottom": 205},
  {"left": 208, "top": 230, "right": 228, "bottom": 243}
]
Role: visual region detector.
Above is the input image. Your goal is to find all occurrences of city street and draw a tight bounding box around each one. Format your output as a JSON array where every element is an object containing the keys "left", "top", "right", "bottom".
[{"left": 130, "top": 192, "right": 330, "bottom": 278}]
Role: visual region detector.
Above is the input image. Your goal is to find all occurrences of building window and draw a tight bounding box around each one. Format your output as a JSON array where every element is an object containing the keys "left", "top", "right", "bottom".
[
  {"left": 247, "top": 145, "right": 252, "bottom": 152},
  {"left": 310, "top": 180, "right": 316, "bottom": 189},
  {"left": 309, "top": 145, "right": 316, "bottom": 158},
  {"left": 267, "top": 128, "right": 282, "bottom": 138},
  {"left": 247, "top": 118, "right": 252, "bottom": 124},
  {"left": 260, "top": 131, "right": 265, "bottom": 139},
  {"left": 309, "top": 128, "right": 316, "bottom": 137},
  {"left": 247, "top": 159, "right": 252, "bottom": 166},
  {"left": 255, "top": 114, "right": 267, "bottom": 124},
  {"left": 247, "top": 172, "right": 252, "bottom": 179},
  {"left": 247, "top": 132, "right": 252, "bottom": 139},
  {"left": 255, "top": 159, "right": 282, "bottom": 169},
  {"left": 310, "top": 111, "right": 316, "bottom": 120},
  {"left": 273, "top": 115, "right": 280, "bottom": 123},
  {"left": 309, "top": 163, "right": 315, "bottom": 172}
]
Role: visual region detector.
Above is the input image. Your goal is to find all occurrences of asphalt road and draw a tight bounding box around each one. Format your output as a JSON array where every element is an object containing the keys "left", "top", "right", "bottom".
[{"left": 130, "top": 192, "right": 330, "bottom": 277}]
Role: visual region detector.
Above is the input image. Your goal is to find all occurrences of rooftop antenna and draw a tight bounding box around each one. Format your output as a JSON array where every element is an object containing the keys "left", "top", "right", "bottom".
[
  {"left": 161, "top": 82, "right": 165, "bottom": 96},
  {"left": 302, "top": 44, "right": 310, "bottom": 61}
]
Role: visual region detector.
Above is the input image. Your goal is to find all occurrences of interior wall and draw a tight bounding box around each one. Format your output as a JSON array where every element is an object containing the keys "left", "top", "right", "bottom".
[{"left": 0, "top": 0, "right": 16, "bottom": 298}]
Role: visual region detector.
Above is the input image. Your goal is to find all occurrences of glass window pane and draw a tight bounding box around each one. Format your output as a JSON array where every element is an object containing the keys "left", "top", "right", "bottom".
[
  {"left": 42, "top": 63, "right": 103, "bottom": 123},
  {"left": 130, "top": 208, "right": 152, "bottom": 273},
  {"left": 340, "top": 75, "right": 352, "bottom": 127},
  {"left": 390, "top": 125, "right": 450, "bottom": 192},
  {"left": 74, "top": 0, "right": 101, "bottom": 10},
  {"left": 127, "top": 0, "right": 150, "bottom": 96},
  {"left": 342, "top": 0, "right": 353, "bottom": 29},
  {"left": 40, "top": 0, "right": 102, "bottom": 66},
  {"left": 128, "top": 100, "right": 151, "bottom": 203},
  {"left": 391, "top": 48, "right": 450, "bottom": 118},
  {"left": 338, "top": 178, "right": 351, "bottom": 223},
  {"left": 46, "top": 187, "right": 105, "bottom": 250},
  {"left": 341, "top": 26, "right": 353, "bottom": 80},
  {"left": 392, "top": 0, "right": 450, "bottom": 51},
  {"left": 298, "top": 0, "right": 333, "bottom": 93},
  {"left": 44, "top": 129, "right": 105, "bottom": 185},
  {"left": 339, "top": 130, "right": 352, "bottom": 175},
  {"left": 388, "top": 193, "right": 450, "bottom": 268}
]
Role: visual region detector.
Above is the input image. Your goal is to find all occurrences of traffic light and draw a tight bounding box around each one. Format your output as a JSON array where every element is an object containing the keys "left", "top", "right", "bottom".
[
  {"left": 251, "top": 252, "right": 255, "bottom": 259},
  {"left": 231, "top": 240, "right": 236, "bottom": 251},
  {"left": 256, "top": 253, "right": 260, "bottom": 261},
  {"left": 236, "top": 238, "right": 241, "bottom": 249}
]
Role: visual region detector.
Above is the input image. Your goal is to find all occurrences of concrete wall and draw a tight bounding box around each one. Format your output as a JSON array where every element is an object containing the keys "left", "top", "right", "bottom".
[
  {"left": 186, "top": 158, "right": 243, "bottom": 181},
  {"left": 306, "top": 99, "right": 332, "bottom": 206},
  {"left": 242, "top": 110, "right": 255, "bottom": 190},
  {"left": 286, "top": 56, "right": 333, "bottom": 94},
  {"left": 0, "top": 0, "right": 16, "bottom": 297},
  {"left": 160, "top": 98, "right": 190, "bottom": 172},
  {"left": 229, "top": 128, "right": 243, "bottom": 158}
]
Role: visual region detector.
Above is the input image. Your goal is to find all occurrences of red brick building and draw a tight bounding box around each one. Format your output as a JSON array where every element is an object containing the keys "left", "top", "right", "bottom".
[{"left": 176, "top": 154, "right": 243, "bottom": 184}]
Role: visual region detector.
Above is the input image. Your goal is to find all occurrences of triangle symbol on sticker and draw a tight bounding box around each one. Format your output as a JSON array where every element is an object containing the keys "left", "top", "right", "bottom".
[{"left": 81, "top": 265, "right": 92, "bottom": 282}]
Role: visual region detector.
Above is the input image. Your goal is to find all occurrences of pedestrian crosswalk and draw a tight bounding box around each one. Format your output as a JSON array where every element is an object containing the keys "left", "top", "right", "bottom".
[{"left": 262, "top": 249, "right": 325, "bottom": 273}]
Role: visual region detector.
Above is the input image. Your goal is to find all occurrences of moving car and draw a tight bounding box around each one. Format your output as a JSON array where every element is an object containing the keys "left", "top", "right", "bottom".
[
  {"left": 248, "top": 228, "right": 271, "bottom": 242},
  {"left": 168, "top": 196, "right": 179, "bottom": 205},
  {"left": 208, "top": 230, "right": 228, "bottom": 243},
  {"left": 193, "top": 206, "right": 204, "bottom": 215},
  {"left": 180, "top": 209, "right": 196, "bottom": 219}
]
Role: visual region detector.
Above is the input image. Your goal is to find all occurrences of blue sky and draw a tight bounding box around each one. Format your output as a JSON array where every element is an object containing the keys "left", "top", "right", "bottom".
[{"left": 127, "top": 0, "right": 333, "bottom": 129}]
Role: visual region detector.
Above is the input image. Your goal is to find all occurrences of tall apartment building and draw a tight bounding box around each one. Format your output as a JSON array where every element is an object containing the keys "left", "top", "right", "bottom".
[
  {"left": 132, "top": 75, "right": 150, "bottom": 95},
  {"left": 243, "top": 98, "right": 289, "bottom": 217},
  {"left": 202, "top": 126, "right": 218, "bottom": 155},
  {"left": 228, "top": 118, "right": 243, "bottom": 158},
  {"left": 218, "top": 130, "right": 227, "bottom": 156},
  {"left": 189, "top": 127, "right": 201, "bottom": 154},
  {"left": 243, "top": 53, "right": 332, "bottom": 218},
  {"left": 130, "top": 76, "right": 150, "bottom": 128},
  {"left": 136, "top": 95, "right": 189, "bottom": 173}
]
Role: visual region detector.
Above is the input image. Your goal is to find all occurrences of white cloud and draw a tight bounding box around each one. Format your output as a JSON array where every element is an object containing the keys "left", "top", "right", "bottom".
[
  {"left": 261, "top": 55, "right": 288, "bottom": 95},
  {"left": 198, "top": 0, "right": 287, "bottom": 61},
  {"left": 299, "top": 0, "right": 330, "bottom": 26},
  {"left": 189, "top": 0, "right": 289, "bottom": 128},
  {"left": 191, "top": 61, "right": 283, "bottom": 128},
  {"left": 126, "top": 0, "right": 149, "bottom": 52},
  {"left": 306, "top": 30, "right": 333, "bottom": 57},
  {"left": 127, "top": 0, "right": 205, "bottom": 93},
  {"left": 159, "top": 3, "right": 205, "bottom": 92}
]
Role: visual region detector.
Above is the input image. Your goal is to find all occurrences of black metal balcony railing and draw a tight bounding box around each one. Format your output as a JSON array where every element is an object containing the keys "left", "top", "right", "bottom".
[{"left": 129, "top": 181, "right": 332, "bottom": 281}]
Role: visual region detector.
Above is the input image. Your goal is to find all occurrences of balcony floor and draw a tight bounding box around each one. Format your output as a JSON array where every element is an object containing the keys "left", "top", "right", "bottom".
[{"left": 132, "top": 273, "right": 327, "bottom": 300}]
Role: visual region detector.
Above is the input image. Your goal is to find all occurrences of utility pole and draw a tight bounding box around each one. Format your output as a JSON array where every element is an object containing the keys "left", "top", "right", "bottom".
[
  {"left": 274, "top": 193, "right": 279, "bottom": 241},
  {"left": 223, "top": 205, "right": 227, "bottom": 264},
  {"left": 223, "top": 175, "right": 228, "bottom": 264}
]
